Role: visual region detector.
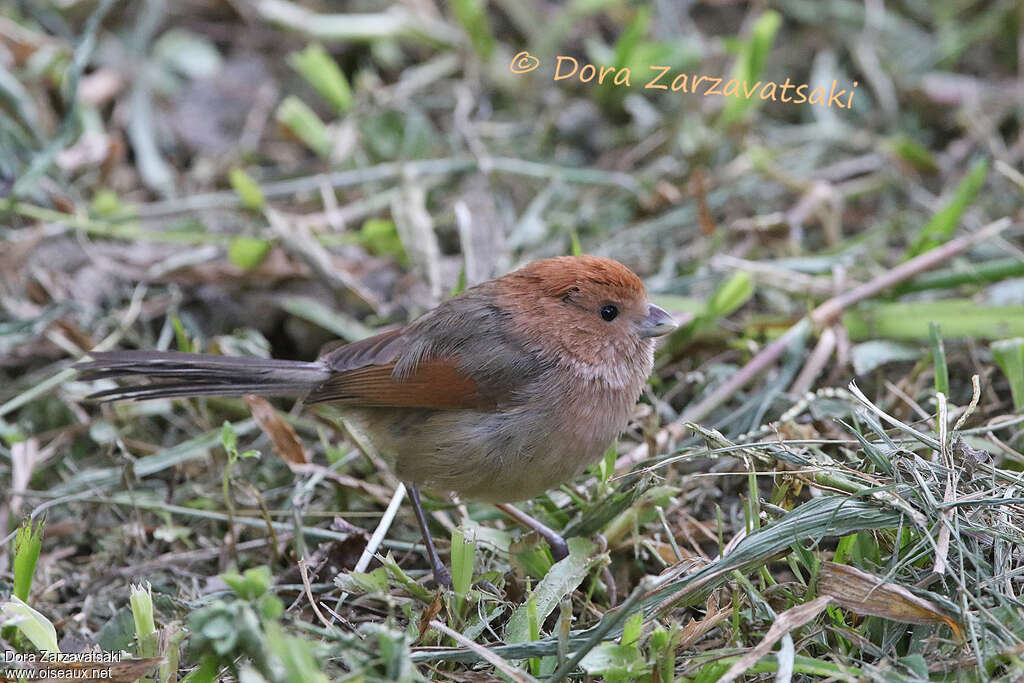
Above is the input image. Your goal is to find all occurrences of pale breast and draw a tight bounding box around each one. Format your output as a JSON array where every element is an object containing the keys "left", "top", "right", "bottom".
[
  {"left": 341, "top": 368, "right": 645, "bottom": 503},
  {"left": 340, "top": 338, "right": 653, "bottom": 503}
]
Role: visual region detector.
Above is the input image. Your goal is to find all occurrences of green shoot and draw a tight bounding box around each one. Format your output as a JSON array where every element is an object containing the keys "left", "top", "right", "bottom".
[
  {"left": 907, "top": 159, "right": 988, "bottom": 257},
  {"left": 130, "top": 582, "right": 158, "bottom": 683},
  {"left": 288, "top": 43, "right": 353, "bottom": 114},
  {"left": 12, "top": 518, "right": 43, "bottom": 602},
  {"left": 228, "top": 168, "right": 265, "bottom": 211},
  {"left": 276, "top": 96, "right": 331, "bottom": 157},
  {"left": 450, "top": 527, "right": 477, "bottom": 609}
]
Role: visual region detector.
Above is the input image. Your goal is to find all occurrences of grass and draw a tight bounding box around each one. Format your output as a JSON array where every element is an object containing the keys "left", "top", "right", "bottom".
[{"left": 2, "top": 0, "right": 1024, "bottom": 681}]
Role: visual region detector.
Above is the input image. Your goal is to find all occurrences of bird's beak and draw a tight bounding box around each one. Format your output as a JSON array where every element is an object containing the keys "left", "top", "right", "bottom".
[{"left": 638, "top": 303, "right": 677, "bottom": 338}]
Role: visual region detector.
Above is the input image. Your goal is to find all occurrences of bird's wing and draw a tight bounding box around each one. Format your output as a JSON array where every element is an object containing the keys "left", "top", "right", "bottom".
[
  {"left": 305, "top": 359, "right": 491, "bottom": 409},
  {"left": 307, "top": 290, "right": 530, "bottom": 410},
  {"left": 317, "top": 327, "right": 408, "bottom": 371}
]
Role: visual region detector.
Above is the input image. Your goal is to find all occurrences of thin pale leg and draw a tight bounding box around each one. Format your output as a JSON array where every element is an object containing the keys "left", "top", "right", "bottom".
[
  {"left": 407, "top": 482, "right": 452, "bottom": 589},
  {"left": 495, "top": 503, "right": 569, "bottom": 561}
]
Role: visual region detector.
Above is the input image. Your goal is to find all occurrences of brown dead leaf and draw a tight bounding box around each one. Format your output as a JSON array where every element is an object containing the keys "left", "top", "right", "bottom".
[
  {"left": 244, "top": 395, "right": 309, "bottom": 465},
  {"left": 418, "top": 592, "right": 444, "bottom": 641},
  {"left": 53, "top": 319, "right": 96, "bottom": 352},
  {"left": 718, "top": 595, "right": 833, "bottom": 683},
  {"left": 677, "top": 591, "right": 733, "bottom": 650},
  {"left": 692, "top": 168, "right": 716, "bottom": 236},
  {"left": 279, "top": 518, "right": 369, "bottom": 585},
  {"left": 818, "top": 562, "right": 962, "bottom": 640}
]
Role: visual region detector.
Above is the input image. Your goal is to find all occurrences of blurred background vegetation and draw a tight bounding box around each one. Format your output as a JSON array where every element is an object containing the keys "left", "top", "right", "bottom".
[{"left": 1, "top": 0, "right": 1024, "bottom": 681}]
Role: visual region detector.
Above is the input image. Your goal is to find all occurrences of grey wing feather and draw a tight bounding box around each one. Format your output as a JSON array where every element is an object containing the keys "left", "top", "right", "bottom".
[
  {"left": 318, "top": 327, "right": 409, "bottom": 371},
  {"left": 318, "top": 283, "right": 551, "bottom": 406}
]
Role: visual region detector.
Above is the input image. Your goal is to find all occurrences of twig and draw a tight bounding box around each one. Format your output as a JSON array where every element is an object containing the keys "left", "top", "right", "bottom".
[
  {"left": 265, "top": 207, "right": 383, "bottom": 313},
  {"left": 710, "top": 253, "right": 835, "bottom": 297},
  {"left": 884, "top": 380, "right": 932, "bottom": 421},
  {"left": 933, "top": 393, "right": 953, "bottom": 576},
  {"left": 810, "top": 218, "right": 1011, "bottom": 327},
  {"left": 288, "top": 463, "right": 392, "bottom": 505},
  {"left": 334, "top": 483, "right": 407, "bottom": 612},
  {"left": 995, "top": 159, "right": 1024, "bottom": 192},
  {"left": 139, "top": 159, "right": 475, "bottom": 216},
  {"left": 789, "top": 326, "right": 837, "bottom": 396},
  {"left": 655, "top": 506, "right": 684, "bottom": 563},
  {"left": 429, "top": 620, "right": 539, "bottom": 683},
  {"left": 846, "top": 382, "right": 940, "bottom": 451},
  {"left": 299, "top": 558, "right": 335, "bottom": 630}
]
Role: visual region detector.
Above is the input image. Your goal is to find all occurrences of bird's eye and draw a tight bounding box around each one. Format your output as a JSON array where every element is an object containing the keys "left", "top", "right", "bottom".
[{"left": 599, "top": 304, "right": 619, "bottom": 321}]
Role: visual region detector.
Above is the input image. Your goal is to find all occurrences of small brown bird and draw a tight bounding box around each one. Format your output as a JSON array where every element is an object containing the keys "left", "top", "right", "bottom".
[{"left": 76, "top": 255, "right": 675, "bottom": 586}]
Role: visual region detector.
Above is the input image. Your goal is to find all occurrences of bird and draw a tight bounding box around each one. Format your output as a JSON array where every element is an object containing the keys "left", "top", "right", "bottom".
[{"left": 75, "top": 255, "right": 676, "bottom": 587}]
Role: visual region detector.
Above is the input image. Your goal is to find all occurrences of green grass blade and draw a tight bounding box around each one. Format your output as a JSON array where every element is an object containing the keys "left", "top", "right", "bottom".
[
  {"left": 130, "top": 582, "right": 159, "bottom": 667},
  {"left": 288, "top": 43, "right": 353, "bottom": 114},
  {"left": 451, "top": 0, "right": 495, "bottom": 60},
  {"left": 0, "top": 596, "right": 59, "bottom": 653},
  {"left": 228, "top": 168, "right": 266, "bottom": 210},
  {"left": 991, "top": 338, "right": 1024, "bottom": 411},
  {"left": 12, "top": 518, "right": 44, "bottom": 602},
  {"left": 504, "top": 538, "right": 601, "bottom": 643},
  {"left": 276, "top": 96, "right": 331, "bottom": 157},
  {"left": 720, "top": 10, "right": 782, "bottom": 124},
  {"left": 450, "top": 527, "right": 477, "bottom": 601},
  {"left": 843, "top": 301, "right": 1024, "bottom": 340},
  {"left": 906, "top": 158, "right": 988, "bottom": 258}
]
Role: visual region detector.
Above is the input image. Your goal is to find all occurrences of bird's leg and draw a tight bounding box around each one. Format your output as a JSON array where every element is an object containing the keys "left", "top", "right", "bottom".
[
  {"left": 407, "top": 482, "right": 452, "bottom": 589},
  {"left": 495, "top": 503, "right": 569, "bottom": 561}
]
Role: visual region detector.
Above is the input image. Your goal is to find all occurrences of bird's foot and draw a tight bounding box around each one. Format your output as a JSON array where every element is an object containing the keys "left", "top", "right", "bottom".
[
  {"left": 432, "top": 563, "right": 453, "bottom": 590},
  {"left": 495, "top": 503, "right": 570, "bottom": 562},
  {"left": 548, "top": 533, "right": 569, "bottom": 561}
]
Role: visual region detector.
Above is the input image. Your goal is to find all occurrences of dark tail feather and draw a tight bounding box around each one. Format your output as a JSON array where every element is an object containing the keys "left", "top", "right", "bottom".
[{"left": 75, "top": 351, "right": 331, "bottom": 402}]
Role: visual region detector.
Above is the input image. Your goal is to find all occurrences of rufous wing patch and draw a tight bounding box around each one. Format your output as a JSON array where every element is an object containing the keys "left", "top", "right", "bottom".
[{"left": 305, "top": 359, "right": 493, "bottom": 410}]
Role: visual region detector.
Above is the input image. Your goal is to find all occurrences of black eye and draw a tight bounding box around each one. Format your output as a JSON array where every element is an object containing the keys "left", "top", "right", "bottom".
[{"left": 599, "top": 304, "right": 619, "bottom": 321}]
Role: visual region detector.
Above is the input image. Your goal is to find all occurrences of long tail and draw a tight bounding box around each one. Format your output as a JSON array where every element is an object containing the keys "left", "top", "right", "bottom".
[{"left": 75, "top": 351, "right": 331, "bottom": 402}]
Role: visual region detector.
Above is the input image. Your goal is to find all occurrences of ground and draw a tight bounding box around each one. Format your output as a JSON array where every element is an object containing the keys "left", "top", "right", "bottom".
[{"left": 1, "top": 1, "right": 1024, "bottom": 681}]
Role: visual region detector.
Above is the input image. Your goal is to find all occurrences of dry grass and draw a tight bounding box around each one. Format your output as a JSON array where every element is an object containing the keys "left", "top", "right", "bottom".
[{"left": 2, "top": 1, "right": 1024, "bottom": 681}]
